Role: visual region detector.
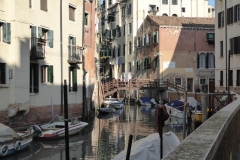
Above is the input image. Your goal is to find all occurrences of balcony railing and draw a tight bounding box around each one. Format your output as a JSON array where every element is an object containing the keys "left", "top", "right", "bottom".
[
  {"left": 68, "top": 46, "right": 83, "bottom": 64},
  {"left": 30, "top": 38, "right": 46, "bottom": 59}
]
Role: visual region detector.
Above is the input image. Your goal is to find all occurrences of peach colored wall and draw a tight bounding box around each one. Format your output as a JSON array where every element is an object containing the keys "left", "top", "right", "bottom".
[{"left": 84, "top": 1, "right": 95, "bottom": 79}]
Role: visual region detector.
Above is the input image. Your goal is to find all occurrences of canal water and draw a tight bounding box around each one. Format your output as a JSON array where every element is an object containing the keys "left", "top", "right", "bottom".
[{"left": 3, "top": 104, "right": 183, "bottom": 160}]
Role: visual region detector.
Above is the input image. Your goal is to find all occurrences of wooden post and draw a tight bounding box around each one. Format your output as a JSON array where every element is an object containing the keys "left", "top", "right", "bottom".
[
  {"left": 183, "top": 90, "right": 187, "bottom": 140},
  {"left": 98, "top": 81, "right": 100, "bottom": 109},
  {"left": 201, "top": 85, "right": 208, "bottom": 122},
  {"left": 64, "top": 80, "right": 70, "bottom": 160}
]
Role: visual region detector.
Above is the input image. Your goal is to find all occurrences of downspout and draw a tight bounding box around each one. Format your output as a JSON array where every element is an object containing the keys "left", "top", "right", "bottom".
[
  {"left": 60, "top": 0, "right": 63, "bottom": 116},
  {"left": 82, "top": 0, "right": 86, "bottom": 120},
  {"left": 225, "top": 0, "right": 227, "bottom": 91}
]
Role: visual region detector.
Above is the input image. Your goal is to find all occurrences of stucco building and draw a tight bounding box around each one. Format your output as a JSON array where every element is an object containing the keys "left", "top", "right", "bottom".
[
  {"left": 98, "top": 0, "right": 213, "bottom": 84},
  {"left": 135, "top": 15, "right": 215, "bottom": 93},
  {"left": 0, "top": 0, "right": 85, "bottom": 126},
  {"left": 215, "top": 0, "right": 240, "bottom": 95}
]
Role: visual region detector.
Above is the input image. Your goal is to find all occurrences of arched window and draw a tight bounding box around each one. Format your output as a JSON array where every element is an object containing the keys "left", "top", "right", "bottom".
[
  {"left": 162, "top": 13, "right": 168, "bottom": 16},
  {"left": 199, "top": 53, "right": 205, "bottom": 68},
  {"left": 172, "top": 14, "right": 178, "bottom": 17},
  {"left": 208, "top": 53, "right": 215, "bottom": 68}
]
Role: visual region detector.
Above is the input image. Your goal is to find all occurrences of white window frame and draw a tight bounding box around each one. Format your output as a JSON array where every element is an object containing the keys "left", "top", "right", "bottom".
[
  {"left": 175, "top": 78, "right": 181, "bottom": 85},
  {"left": 69, "top": 4, "right": 76, "bottom": 22},
  {"left": 199, "top": 53, "right": 206, "bottom": 68},
  {"left": 200, "top": 78, "right": 206, "bottom": 85},
  {"left": 41, "top": 64, "right": 53, "bottom": 84}
]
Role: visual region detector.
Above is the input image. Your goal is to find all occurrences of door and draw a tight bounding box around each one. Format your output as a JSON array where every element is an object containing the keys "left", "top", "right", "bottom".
[
  {"left": 209, "top": 79, "right": 215, "bottom": 93},
  {"left": 187, "top": 78, "right": 193, "bottom": 92}
]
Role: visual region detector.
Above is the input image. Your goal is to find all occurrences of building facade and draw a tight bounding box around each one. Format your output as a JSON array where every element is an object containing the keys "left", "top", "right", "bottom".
[
  {"left": 135, "top": 15, "right": 215, "bottom": 93},
  {"left": 215, "top": 0, "right": 240, "bottom": 94},
  {"left": 98, "top": 0, "right": 212, "bottom": 84},
  {"left": 0, "top": 0, "right": 85, "bottom": 125}
]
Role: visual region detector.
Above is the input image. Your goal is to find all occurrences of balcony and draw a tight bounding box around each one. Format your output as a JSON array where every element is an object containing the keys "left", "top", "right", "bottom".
[
  {"left": 68, "top": 46, "right": 83, "bottom": 64},
  {"left": 30, "top": 38, "right": 46, "bottom": 59},
  {"left": 148, "top": 10, "right": 158, "bottom": 15}
]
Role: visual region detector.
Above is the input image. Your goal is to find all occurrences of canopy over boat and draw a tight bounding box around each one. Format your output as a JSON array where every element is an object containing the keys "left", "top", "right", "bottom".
[{"left": 0, "top": 123, "right": 20, "bottom": 140}]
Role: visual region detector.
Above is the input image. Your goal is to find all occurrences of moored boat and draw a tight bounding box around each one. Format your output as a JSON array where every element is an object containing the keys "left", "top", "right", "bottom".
[
  {"left": 32, "top": 116, "right": 88, "bottom": 140},
  {"left": 103, "top": 97, "right": 123, "bottom": 107},
  {"left": 0, "top": 123, "right": 33, "bottom": 157}
]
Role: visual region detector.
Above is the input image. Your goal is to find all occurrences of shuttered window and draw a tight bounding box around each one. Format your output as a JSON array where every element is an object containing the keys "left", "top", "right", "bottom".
[
  {"left": 220, "top": 71, "right": 223, "bottom": 86},
  {"left": 40, "top": 0, "right": 48, "bottom": 12},
  {"left": 41, "top": 65, "right": 53, "bottom": 83},
  {"left": 85, "top": 13, "right": 89, "bottom": 26},
  {"left": 218, "top": 11, "right": 224, "bottom": 28},
  {"left": 2, "top": 23, "right": 11, "bottom": 43},
  {"left": 69, "top": 6, "right": 75, "bottom": 21},
  {"left": 30, "top": 63, "right": 39, "bottom": 93}
]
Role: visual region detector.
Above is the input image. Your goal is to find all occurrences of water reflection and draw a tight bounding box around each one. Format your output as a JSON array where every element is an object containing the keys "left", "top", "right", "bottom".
[{"left": 7, "top": 104, "right": 183, "bottom": 160}]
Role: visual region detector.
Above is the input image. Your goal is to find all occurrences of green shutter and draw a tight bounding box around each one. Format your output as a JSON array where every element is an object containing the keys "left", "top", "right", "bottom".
[
  {"left": 156, "top": 31, "right": 159, "bottom": 43},
  {"left": 106, "top": 48, "right": 109, "bottom": 56},
  {"left": 48, "top": 30, "right": 54, "bottom": 48},
  {"left": 154, "top": 57, "right": 157, "bottom": 69},
  {"left": 38, "top": 27, "right": 42, "bottom": 38},
  {"left": 72, "top": 68, "right": 77, "bottom": 91},
  {"left": 72, "top": 37, "right": 76, "bottom": 56},
  {"left": 48, "top": 65, "right": 53, "bottom": 83},
  {"left": 2, "top": 23, "right": 10, "bottom": 43},
  {"left": 34, "top": 63, "right": 39, "bottom": 93},
  {"left": 31, "top": 26, "right": 37, "bottom": 55}
]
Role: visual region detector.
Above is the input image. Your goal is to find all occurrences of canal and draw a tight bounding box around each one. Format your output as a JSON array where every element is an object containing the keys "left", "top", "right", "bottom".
[{"left": 3, "top": 104, "right": 183, "bottom": 160}]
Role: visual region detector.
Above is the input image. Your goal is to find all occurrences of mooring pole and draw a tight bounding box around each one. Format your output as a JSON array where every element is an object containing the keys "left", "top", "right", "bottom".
[
  {"left": 160, "top": 107, "right": 163, "bottom": 159},
  {"left": 64, "top": 80, "right": 70, "bottom": 160},
  {"left": 126, "top": 134, "right": 133, "bottom": 160}
]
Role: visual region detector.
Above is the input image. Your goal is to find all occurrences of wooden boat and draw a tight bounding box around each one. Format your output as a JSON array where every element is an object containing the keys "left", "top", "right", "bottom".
[
  {"left": 32, "top": 116, "right": 88, "bottom": 140},
  {"left": 0, "top": 123, "right": 33, "bottom": 157}
]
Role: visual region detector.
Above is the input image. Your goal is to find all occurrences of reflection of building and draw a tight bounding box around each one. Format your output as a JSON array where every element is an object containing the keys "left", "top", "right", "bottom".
[
  {"left": 0, "top": 1, "right": 85, "bottom": 123},
  {"left": 135, "top": 15, "right": 215, "bottom": 93},
  {"left": 215, "top": 1, "right": 240, "bottom": 94}
]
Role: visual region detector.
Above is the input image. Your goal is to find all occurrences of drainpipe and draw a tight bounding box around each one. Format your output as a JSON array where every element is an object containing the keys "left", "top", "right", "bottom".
[
  {"left": 82, "top": 0, "right": 86, "bottom": 120},
  {"left": 60, "top": 0, "right": 63, "bottom": 116},
  {"left": 225, "top": 0, "right": 228, "bottom": 94}
]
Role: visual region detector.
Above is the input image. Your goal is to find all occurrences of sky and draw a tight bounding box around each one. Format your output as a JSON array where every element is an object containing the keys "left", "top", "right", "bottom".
[{"left": 209, "top": 0, "right": 215, "bottom": 7}]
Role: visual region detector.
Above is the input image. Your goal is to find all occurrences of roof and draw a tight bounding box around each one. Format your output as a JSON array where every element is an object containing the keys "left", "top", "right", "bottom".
[{"left": 147, "top": 15, "right": 215, "bottom": 27}]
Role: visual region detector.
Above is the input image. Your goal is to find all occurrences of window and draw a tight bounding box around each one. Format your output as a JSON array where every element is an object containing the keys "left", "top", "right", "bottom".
[
  {"left": 128, "top": 3, "right": 132, "bottom": 15},
  {"left": 142, "top": 35, "right": 145, "bottom": 46},
  {"left": 200, "top": 79, "right": 206, "bottom": 85},
  {"left": 40, "top": 0, "right": 47, "bottom": 12},
  {"left": 229, "top": 70, "right": 233, "bottom": 86},
  {"left": 136, "top": 60, "right": 140, "bottom": 71},
  {"left": 234, "top": 4, "right": 240, "bottom": 22},
  {"left": 29, "top": 0, "right": 33, "bottom": 8},
  {"left": 122, "top": 7, "right": 125, "bottom": 17},
  {"left": 230, "top": 36, "right": 240, "bottom": 54},
  {"left": 172, "top": 14, "right": 178, "bottom": 17},
  {"left": 85, "top": 12, "right": 89, "bottom": 26},
  {"left": 237, "top": 70, "right": 240, "bottom": 86},
  {"left": 220, "top": 41, "right": 223, "bottom": 56},
  {"left": 68, "top": 36, "right": 78, "bottom": 61},
  {"left": 227, "top": 7, "right": 234, "bottom": 24},
  {"left": 112, "top": 46, "right": 115, "bottom": 58},
  {"left": 220, "top": 71, "right": 223, "bottom": 86},
  {"left": 123, "top": 44, "right": 125, "bottom": 56},
  {"left": 129, "top": 62, "right": 131, "bottom": 72},
  {"left": 146, "top": 34, "right": 150, "bottom": 45},
  {"left": 182, "top": 7, "right": 185, "bottom": 12},
  {"left": 154, "top": 56, "right": 158, "bottom": 69},
  {"left": 69, "top": 67, "right": 78, "bottom": 92},
  {"left": 218, "top": 11, "right": 224, "bottom": 28},
  {"left": 162, "top": 0, "right": 168, "bottom": 5},
  {"left": 41, "top": 65, "right": 53, "bottom": 83},
  {"left": 117, "top": 27, "right": 121, "bottom": 37},
  {"left": 208, "top": 8, "right": 210, "bottom": 13},
  {"left": 69, "top": 6, "right": 75, "bottom": 21},
  {"left": 122, "top": 63, "right": 125, "bottom": 72},
  {"left": 129, "top": 41, "right": 132, "bottom": 55},
  {"left": 199, "top": 53, "right": 206, "bottom": 68},
  {"left": 175, "top": 78, "right": 181, "bottom": 85},
  {"left": 118, "top": 45, "right": 121, "bottom": 56},
  {"left": 38, "top": 27, "right": 54, "bottom": 48},
  {"left": 128, "top": 23, "right": 132, "bottom": 34},
  {"left": 108, "top": 0, "right": 112, "bottom": 5},
  {"left": 172, "top": 0, "right": 178, "bottom": 5},
  {"left": 0, "top": 22, "right": 11, "bottom": 43},
  {"left": 0, "top": 63, "right": 6, "bottom": 85},
  {"left": 153, "top": 31, "right": 159, "bottom": 43},
  {"left": 123, "top": 25, "right": 125, "bottom": 36},
  {"left": 30, "top": 63, "right": 39, "bottom": 93},
  {"left": 208, "top": 53, "right": 215, "bottom": 68}
]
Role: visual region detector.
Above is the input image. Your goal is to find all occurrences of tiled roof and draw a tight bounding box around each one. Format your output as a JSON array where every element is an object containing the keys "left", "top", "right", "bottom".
[{"left": 147, "top": 15, "right": 215, "bottom": 26}]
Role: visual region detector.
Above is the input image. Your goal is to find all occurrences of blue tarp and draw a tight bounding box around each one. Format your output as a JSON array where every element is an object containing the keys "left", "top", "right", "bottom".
[
  {"left": 140, "top": 97, "right": 151, "bottom": 103},
  {"left": 167, "top": 100, "right": 184, "bottom": 111}
]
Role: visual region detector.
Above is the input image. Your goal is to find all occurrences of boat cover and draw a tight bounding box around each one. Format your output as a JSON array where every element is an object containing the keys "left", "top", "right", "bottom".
[
  {"left": 113, "top": 131, "right": 180, "bottom": 160},
  {"left": 140, "top": 97, "right": 151, "bottom": 103},
  {"left": 180, "top": 97, "right": 198, "bottom": 108},
  {"left": 0, "top": 123, "right": 19, "bottom": 139},
  {"left": 167, "top": 100, "right": 184, "bottom": 111}
]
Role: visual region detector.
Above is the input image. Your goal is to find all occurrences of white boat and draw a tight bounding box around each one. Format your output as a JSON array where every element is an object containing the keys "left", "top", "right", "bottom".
[
  {"left": 103, "top": 97, "right": 123, "bottom": 107},
  {"left": 113, "top": 131, "right": 180, "bottom": 160},
  {"left": 108, "top": 103, "right": 123, "bottom": 109},
  {"left": 164, "top": 100, "right": 184, "bottom": 119},
  {"left": 0, "top": 123, "right": 33, "bottom": 157},
  {"left": 32, "top": 116, "right": 88, "bottom": 140}
]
